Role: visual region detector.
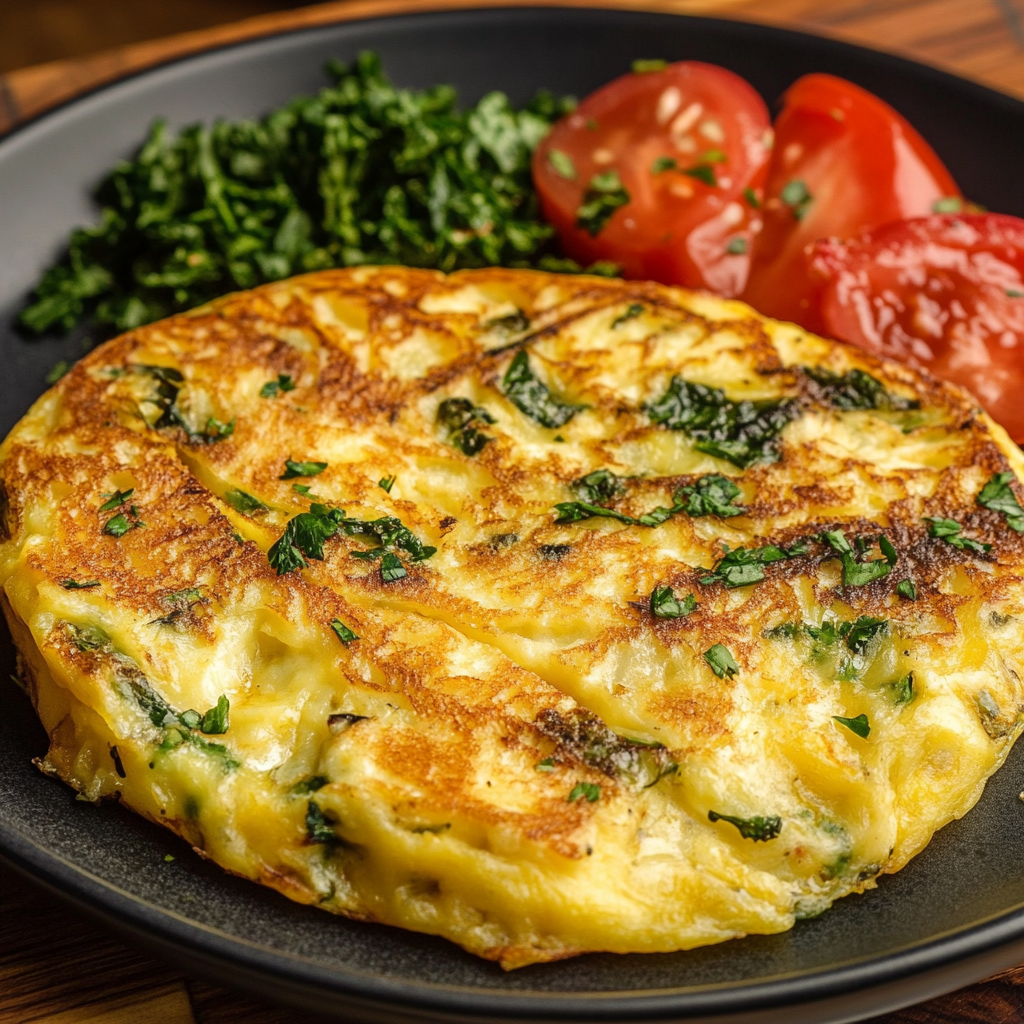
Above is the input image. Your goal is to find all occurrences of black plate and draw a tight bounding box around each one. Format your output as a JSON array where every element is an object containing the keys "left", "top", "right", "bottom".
[{"left": 3, "top": 8, "right": 1024, "bottom": 1022}]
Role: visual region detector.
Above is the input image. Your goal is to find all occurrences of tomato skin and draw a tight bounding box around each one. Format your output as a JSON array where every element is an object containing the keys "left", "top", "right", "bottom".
[
  {"left": 742, "top": 74, "right": 962, "bottom": 328},
  {"left": 532, "top": 62, "right": 771, "bottom": 296},
  {"left": 809, "top": 214, "right": 1024, "bottom": 441}
]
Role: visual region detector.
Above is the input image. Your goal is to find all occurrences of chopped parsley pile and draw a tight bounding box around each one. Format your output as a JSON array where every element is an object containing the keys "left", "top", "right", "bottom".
[{"left": 20, "top": 51, "right": 611, "bottom": 338}]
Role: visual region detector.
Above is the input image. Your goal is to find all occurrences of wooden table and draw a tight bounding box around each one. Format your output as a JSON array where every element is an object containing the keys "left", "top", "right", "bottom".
[{"left": 2, "top": 0, "right": 1024, "bottom": 1020}]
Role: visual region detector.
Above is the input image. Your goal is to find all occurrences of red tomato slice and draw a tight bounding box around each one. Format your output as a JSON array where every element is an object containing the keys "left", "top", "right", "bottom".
[
  {"left": 742, "top": 73, "right": 962, "bottom": 329},
  {"left": 809, "top": 214, "right": 1024, "bottom": 441},
  {"left": 532, "top": 61, "right": 772, "bottom": 296}
]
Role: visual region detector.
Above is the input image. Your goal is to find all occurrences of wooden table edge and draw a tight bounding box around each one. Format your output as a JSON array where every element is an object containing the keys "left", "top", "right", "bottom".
[{"left": 0, "top": 0, "right": 1003, "bottom": 138}]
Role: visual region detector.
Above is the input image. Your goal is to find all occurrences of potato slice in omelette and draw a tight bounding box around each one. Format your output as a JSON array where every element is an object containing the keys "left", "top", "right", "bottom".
[{"left": 3, "top": 267, "right": 1024, "bottom": 969}]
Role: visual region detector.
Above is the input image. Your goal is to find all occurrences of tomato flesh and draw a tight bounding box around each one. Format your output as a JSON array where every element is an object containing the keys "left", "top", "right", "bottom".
[
  {"left": 809, "top": 214, "right": 1024, "bottom": 441},
  {"left": 532, "top": 61, "right": 771, "bottom": 295},
  {"left": 742, "top": 73, "right": 962, "bottom": 328}
]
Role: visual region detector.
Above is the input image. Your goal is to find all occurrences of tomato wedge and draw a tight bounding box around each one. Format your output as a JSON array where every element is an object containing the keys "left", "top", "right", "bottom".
[
  {"left": 532, "top": 61, "right": 772, "bottom": 296},
  {"left": 808, "top": 214, "right": 1024, "bottom": 441},
  {"left": 742, "top": 73, "right": 962, "bottom": 329}
]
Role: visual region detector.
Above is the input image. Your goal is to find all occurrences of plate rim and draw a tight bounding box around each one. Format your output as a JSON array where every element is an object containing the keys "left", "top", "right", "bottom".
[{"left": 3, "top": 5, "right": 1024, "bottom": 1020}]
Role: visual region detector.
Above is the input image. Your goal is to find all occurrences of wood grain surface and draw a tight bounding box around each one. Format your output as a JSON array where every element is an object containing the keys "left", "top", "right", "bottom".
[{"left": 2, "top": 1, "right": 1024, "bottom": 1022}]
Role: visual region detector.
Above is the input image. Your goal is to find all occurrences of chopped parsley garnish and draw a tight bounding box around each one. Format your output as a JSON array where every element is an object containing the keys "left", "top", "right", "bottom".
[
  {"left": 651, "top": 156, "right": 677, "bottom": 174},
  {"left": 632, "top": 58, "right": 668, "bottom": 73},
  {"left": 135, "top": 364, "right": 235, "bottom": 444},
  {"left": 290, "top": 775, "right": 329, "bottom": 795},
  {"left": 280, "top": 459, "right": 327, "bottom": 480},
  {"left": 260, "top": 374, "right": 296, "bottom": 398},
  {"left": 198, "top": 695, "right": 230, "bottom": 735},
  {"left": 804, "top": 366, "right": 918, "bottom": 412},
  {"left": 484, "top": 309, "right": 531, "bottom": 336},
  {"left": 380, "top": 551, "right": 407, "bottom": 582},
  {"left": 68, "top": 623, "right": 111, "bottom": 652},
  {"left": 554, "top": 500, "right": 635, "bottom": 525},
  {"left": 650, "top": 586, "right": 697, "bottom": 619},
  {"left": 704, "top": 643, "right": 739, "bottom": 678},
  {"left": 683, "top": 163, "right": 718, "bottom": 187},
  {"left": 924, "top": 516, "right": 991, "bottom": 555},
  {"left": 567, "top": 781, "right": 601, "bottom": 803},
  {"left": 886, "top": 672, "right": 915, "bottom": 706},
  {"left": 574, "top": 469, "right": 624, "bottom": 504},
  {"left": 436, "top": 397, "right": 496, "bottom": 455},
  {"left": 647, "top": 376, "right": 796, "bottom": 468},
  {"left": 331, "top": 619, "right": 359, "bottom": 644},
  {"left": 823, "top": 529, "right": 893, "bottom": 586},
  {"left": 20, "top": 52, "right": 576, "bottom": 337},
  {"left": 104, "top": 508, "right": 144, "bottom": 537},
  {"left": 204, "top": 417, "right": 235, "bottom": 441},
  {"left": 378, "top": 475, "right": 396, "bottom": 493},
  {"left": 576, "top": 170, "right": 630, "bottom": 237},
  {"left": 897, "top": 579, "right": 918, "bottom": 601},
  {"left": 502, "top": 350, "right": 582, "bottom": 428},
  {"left": 536, "top": 757, "right": 556, "bottom": 772},
  {"left": 700, "top": 540, "right": 808, "bottom": 589},
  {"left": 612, "top": 303, "right": 645, "bottom": 328},
  {"left": 61, "top": 579, "right": 100, "bottom": 590},
  {"left": 548, "top": 149, "right": 576, "bottom": 180},
  {"left": 726, "top": 237, "right": 747, "bottom": 255},
  {"left": 708, "top": 810, "right": 781, "bottom": 841},
  {"left": 268, "top": 503, "right": 345, "bottom": 574},
  {"left": 977, "top": 471, "right": 1024, "bottom": 532},
  {"left": 306, "top": 801, "right": 338, "bottom": 844},
  {"left": 780, "top": 179, "right": 813, "bottom": 220},
  {"left": 833, "top": 713, "right": 870, "bottom": 738},
  {"left": 223, "top": 488, "right": 267, "bottom": 514},
  {"left": 677, "top": 474, "right": 746, "bottom": 518},
  {"left": 100, "top": 488, "right": 134, "bottom": 512}
]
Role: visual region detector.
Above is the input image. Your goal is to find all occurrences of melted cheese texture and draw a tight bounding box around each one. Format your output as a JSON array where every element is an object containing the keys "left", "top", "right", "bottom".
[{"left": 3, "top": 267, "right": 1024, "bottom": 968}]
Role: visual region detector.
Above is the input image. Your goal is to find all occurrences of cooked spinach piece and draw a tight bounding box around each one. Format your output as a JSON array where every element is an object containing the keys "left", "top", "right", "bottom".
[
  {"left": 567, "top": 782, "right": 601, "bottom": 803},
  {"left": 833, "top": 713, "right": 871, "bottom": 738},
  {"left": 780, "top": 179, "right": 813, "bottom": 220},
  {"left": 502, "top": 350, "right": 582, "bottom": 428},
  {"left": 306, "top": 801, "right": 339, "bottom": 844},
  {"left": 198, "top": 695, "right": 230, "bottom": 734},
  {"left": 21, "top": 51, "right": 579, "bottom": 337},
  {"left": 924, "top": 516, "right": 992, "bottom": 555},
  {"left": 380, "top": 552, "right": 407, "bottom": 582},
  {"left": 678, "top": 474, "right": 746, "bottom": 518},
  {"left": 61, "top": 579, "right": 101, "bottom": 590},
  {"left": 647, "top": 377, "right": 796, "bottom": 468},
  {"left": 99, "top": 488, "right": 134, "bottom": 512},
  {"left": 977, "top": 471, "right": 1024, "bottom": 532},
  {"left": 573, "top": 468, "right": 624, "bottom": 504},
  {"left": 700, "top": 540, "right": 808, "bottom": 589},
  {"left": 554, "top": 500, "right": 636, "bottom": 525},
  {"left": 223, "top": 488, "right": 267, "bottom": 514},
  {"left": 436, "top": 397, "right": 495, "bottom": 455},
  {"left": 804, "top": 367, "right": 917, "bottom": 412},
  {"left": 576, "top": 170, "right": 630, "bottom": 236},
  {"left": 704, "top": 643, "right": 739, "bottom": 678},
  {"left": 823, "top": 529, "right": 893, "bottom": 586},
  {"left": 280, "top": 458, "right": 327, "bottom": 480},
  {"left": 708, "top": 810, "right": 782, "bottom": 841},
  {"left": 378, "top": 475, "right": 396, "bottom": 493},
  {"left": 650, "top": 586, "right": 697, "bottom": 619}
]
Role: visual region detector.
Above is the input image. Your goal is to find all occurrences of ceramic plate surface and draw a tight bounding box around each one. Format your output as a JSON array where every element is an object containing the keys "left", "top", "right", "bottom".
[{"left": 2, "top": 9, "right": 1024, "bottom": 1022}]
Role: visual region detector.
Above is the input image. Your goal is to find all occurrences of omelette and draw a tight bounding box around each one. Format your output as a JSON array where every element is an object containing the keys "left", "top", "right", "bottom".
[{"left": 3, "top": 266, "right": 1024, "bottom": 969}]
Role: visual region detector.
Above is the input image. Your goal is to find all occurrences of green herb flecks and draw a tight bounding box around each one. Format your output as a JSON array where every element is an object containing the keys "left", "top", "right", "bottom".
[
  {"left": 574, "top": 469, "right": 624, "bottom": 504},
  {"left": 804, "top": 366, "right": 917, "bottom": 412},
  {"left": 502, "top": 350, "right": 582, "bottom": 429},
  {"left": 260, "top": 374, "right": 296, "bottom": 398},
  {"left": 885, "top": 672, "right": 915, "bottom": 705},
  {"left": 708, "top": 810, "right": 782, "bottom": 841},
  {"left": 290, "top": 775, "right": 329, "bottom": 795},
  {"left": 136, "top": 364, "right": 234, "bottom": 444},
  {"left": 650, "top": 586, "right": 697, "bottom": 619},
  {"left": 548, "top": 149, "right": 577, "bottom": 180},
  {"left": 743, "top": 186, "right": 760, "bottom": 208},
  {"left": 568, "top": 782, "right": 601, "bottom": 803},
  {"left": 331, "top": 618, "right": 359, "bottom": 644},
  {"left": 268, "top": 503, "right": 345, "bottom": 574},
  {"left": 100, "top": 489, "right": 145, "bottom": 537},
  {"left": 677, "top": 474, "right": 746, "bottom": 518},
  {"left": 223, "top": 488, "right": 268, "bottom": 514},
  {"left": 897, "top": 579, "right": 918, "bottom": 601},
  {"left": 823, "top": 529, "right": 894, "bottom": 586},
  {"left": 198, "top": 695, "right": 230, "bottom": 734},
  {"left": 780, "top": 179, "right": 813, "bottom": 220},
  {"left": 61, "top": 579, "right": 101, "bottom": 590},
  {"left": 833, "top": 713, "right": 870, "bottom": 738},
  {"left": 306, "top": 801, "right": 339, "bottom": 844},
  {"left": 977, "top": 472, "right": 1024, "bottom": 532},
  {"left": 704, "top": 643, "right": 739, "bottom": 678},
  {"left": 436, "top": 397, "right": 496, "bottom": 455},
  {"left": 612, "top": 303, "right": 645, "bottom": 327},
  {"left": 20, "top": 52, "right": 576, "bottom": 337},
  {"left": 280, "top": 458, "right": 328, "bottom": 480},
  {"left": 576, "top": 170, "right": 630, "bottom": 237},
  {"left": 554, "top": 500, "right": 636, "bottom": 526},
  {"left": 535, "top": 757, "right": 556, "bottom": 772},
  {"left": 100, "top": 488, "right": 134, "bottom": 512},
  {"left": 700, "top": 539, "right": 808, "bottom": 589},
  {"left": 924, "top": 516, "right": 992, "bottom": 555},
  {"left": 726, "top": 237, "right": 747, "bottom": 255},
  {"left": 647, "top": 376, "right": 797, "bottom": 468},
  {"left": 683, "top": 163, "right": 718, "bottom": 187},
  {"left": 651, "top": 156, "right": 677, "bottom": 174}
]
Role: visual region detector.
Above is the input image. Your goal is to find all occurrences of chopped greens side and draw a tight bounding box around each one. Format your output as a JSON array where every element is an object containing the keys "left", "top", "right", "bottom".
[
  {"left": 708, "top": 810, "right": 782, "bottom": 842},
  {"left": 977, "top": 472, "right": 1024, "bottom": 532},
  {"left": 647, "top": 376, "right": 797, "bottom": 468},
  {"left": 804, "top": 367, "right": 917, "bottom": 412},
  {"left": 436, "top": 396, "right": 495, "bottom": 455},
  {"left": 502, "top": 350, "right": 582, "bottom": 428},
  {"left": 20, "top": 51, "right": 579, "bottom": 337}
]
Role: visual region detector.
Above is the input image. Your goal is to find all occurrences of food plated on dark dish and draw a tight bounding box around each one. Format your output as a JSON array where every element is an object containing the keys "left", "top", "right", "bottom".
[{"left": 2, "top": 8, "right": 1024, "bottom": 1022}]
